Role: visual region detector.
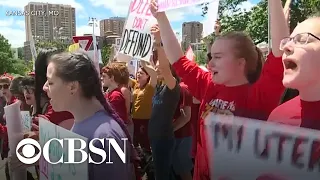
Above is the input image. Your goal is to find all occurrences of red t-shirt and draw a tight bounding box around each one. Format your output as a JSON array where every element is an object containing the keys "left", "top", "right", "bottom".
[
  {"left": 105, "top": 88, "right": 128, "bottom": 124},
  {"left": 268, "top": 96, "right": 320, "bottom": 175},
  {"left": 173, "top": 82, "right": 193, "bottom": 138},
  {"left": 43, "top": 104, "right": 74, "bottom": 125},
  {"left": 191, "top": 102, "right": 201, "bottom": 158},
  {"left": 268, "top": 96, "right": 320, "bottom": 129},
  {"left": 172, "top": 52, "right": 284, "bottom": 179}
]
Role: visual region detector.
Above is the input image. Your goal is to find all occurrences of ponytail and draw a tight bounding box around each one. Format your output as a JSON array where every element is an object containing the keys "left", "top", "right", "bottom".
[{"left": 247, "top": 46, "right": 264, "bottom": 84}]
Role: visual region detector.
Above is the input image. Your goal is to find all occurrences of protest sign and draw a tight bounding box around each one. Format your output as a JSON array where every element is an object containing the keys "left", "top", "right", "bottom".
[
  {"left": 20, "top": 111, "right": 31, "bottom": 132},
  {"left": 202, "top": 0, "right": 220, "bottom": 37},
  {"left": 4, "top": 101, "right": 27, "bottom": 180},
  {"left": 39, "top": 119, "right": 88, "bottom": 180},
  {"left": 157, "top": 0, "right": 213, "bottom": 12},
  {"left": 205, "top": 113, "right": 320, "bottom": 180},
  {"left": 119, "top": 0, "right": 157, "bottom": 62}
]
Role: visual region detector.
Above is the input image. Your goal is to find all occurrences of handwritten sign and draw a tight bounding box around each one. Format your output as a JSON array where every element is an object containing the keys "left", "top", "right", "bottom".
[
  {"left": 119, "top": 0, "right": 157, "bottom": 62},
  {"left": 39, "top": 119, "right": 88, "bottom": 180},
  {"left": 157, "top": 0, "right": 213, "bottom": 12},
  {"left": 20, "top": 111, "right": 31, "bottom": 132},
  {"left": 205, "top": 114, "right": 320, "bottom": 180},
  {"left": 4, "top": 101, "right": 27, "bottom": 180}
]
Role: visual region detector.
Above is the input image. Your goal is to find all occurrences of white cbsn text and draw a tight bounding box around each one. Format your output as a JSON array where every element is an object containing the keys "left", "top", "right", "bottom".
[{"left": 16, "top": 138, "right": 128, "bottom": 165}]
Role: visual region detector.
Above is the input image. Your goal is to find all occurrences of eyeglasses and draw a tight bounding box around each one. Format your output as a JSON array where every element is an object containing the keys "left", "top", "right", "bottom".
[
  {"left": 0, "top": 84, "right": 9, "bottom": 89},
  {"left": 280, "top": 32, "right": 320, "bottom": 50}
]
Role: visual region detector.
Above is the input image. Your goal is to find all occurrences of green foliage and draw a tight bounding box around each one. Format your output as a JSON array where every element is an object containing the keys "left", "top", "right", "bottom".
[
  {"left": 194, "top": 50, "right": 207, "bottom": 65},
  {"left": 101, "top": 44, "right": 112, "bottom": 65},
  {"left": 0, "top": 34, "right": 32, "bottom": 75},
  {"left": 17, "top": 47, "right": 24, "bottom": 59},
  {"left": 36, "top": 40, "right": 68, "bottom": 51},
  {"left": 202, "top": 0, "right": 320, "bottom": 44},
  {"left": 9, "top": 58, "right": 32, "bottom": 75}
]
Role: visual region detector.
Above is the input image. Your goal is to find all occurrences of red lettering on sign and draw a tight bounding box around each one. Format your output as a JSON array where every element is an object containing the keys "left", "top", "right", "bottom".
[
  {"left": 132, "top": 17, "right": 149, "bottom": 30},
  {"left": 130, "top": 0, "right": 152, "bottom": 16}
]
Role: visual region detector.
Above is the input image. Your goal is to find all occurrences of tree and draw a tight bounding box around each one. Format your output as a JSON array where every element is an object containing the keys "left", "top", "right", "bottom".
[
  {"left": 195, "top": 50, "right": 207, "bottom": 65},
  {"left": 0, "top": 34, "right": 14, "bottom": 74},
  {"left": 9, "top": 58, "right": 32, "bottom": 75},
  {"left": 101, "top": 44, "right": 112, "bottom": 65},
  {"left": 36, "top": 40, "right": 68, "bottom": 51},
  {"left": 202, "top": 0, "right": 320, "bottom": 44},
  {"left": 17, "top": 47, "right": 24, "bottom": 59}
]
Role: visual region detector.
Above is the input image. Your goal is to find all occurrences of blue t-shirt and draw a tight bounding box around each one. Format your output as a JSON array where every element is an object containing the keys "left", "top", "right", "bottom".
[{"left": 72, "top": 110, "right": 131, "bottom": 180}]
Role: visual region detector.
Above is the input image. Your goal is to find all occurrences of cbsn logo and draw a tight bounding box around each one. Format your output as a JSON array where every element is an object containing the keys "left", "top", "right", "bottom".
[{"left": 16, "top": 138, "right": 128, "bottom": 165}]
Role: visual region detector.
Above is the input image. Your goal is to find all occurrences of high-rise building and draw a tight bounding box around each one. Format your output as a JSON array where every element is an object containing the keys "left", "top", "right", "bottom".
[
  {"left": 182, "top": 21, "right": 203, "bottom": 50},
  {"left": 100, "top": 17, "right": 126, "bottom": 37},
  {"left": 25, "top": 2, "right": 76, "bottom": 42},
  {"left": 24, "top": 2, "right": 76, "bottom": 61},
  {"left": 23, "top": 41, "right": 32, "bottom": 61}
]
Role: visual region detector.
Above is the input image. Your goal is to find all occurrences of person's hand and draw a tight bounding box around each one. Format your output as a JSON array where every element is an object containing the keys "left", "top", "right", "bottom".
[
  {"left": 23, "top": 131, "right": 39, "bottom": 140},
  {"left": 8, "top": 154, "right": 39, "bottom": 172},
  {"left": 151, "top": 24, "right": 161, "bottom": 43},
  {"left": 150, "top": 0, "right": 163, "bottom": 19}
]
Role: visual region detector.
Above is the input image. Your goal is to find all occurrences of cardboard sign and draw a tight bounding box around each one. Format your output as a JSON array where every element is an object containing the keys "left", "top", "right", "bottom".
[
  {"left": 39, "top": 119, "right": 88, "bottom": 180},
  {"left": 118, "top": 0, "right": 157, "bottom": 62},
  {"left": 157, "top": 0, "right": 213, "bottom": 12},
  {"left": 205, "top": 113, "right": 320, "bottom": 180}
]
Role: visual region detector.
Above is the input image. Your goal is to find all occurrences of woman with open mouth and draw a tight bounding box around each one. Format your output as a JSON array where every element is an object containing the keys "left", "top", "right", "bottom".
[
  {"left": 149, "top": 0, "right": 288, "bottom": 179},
  {"left": 268, "top": 14, "right": 320, "bottom": 128}
]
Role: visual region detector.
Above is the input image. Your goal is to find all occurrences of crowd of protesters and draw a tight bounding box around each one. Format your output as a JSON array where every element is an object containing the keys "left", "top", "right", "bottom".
[{"left": 0, "top": 0, "right": 319, "bottom": 180}]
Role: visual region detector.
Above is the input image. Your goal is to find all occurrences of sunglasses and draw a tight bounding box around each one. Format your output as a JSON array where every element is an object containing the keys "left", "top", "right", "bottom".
[{"left": 0, "top": 84, "right": 9, "bottom": 89}]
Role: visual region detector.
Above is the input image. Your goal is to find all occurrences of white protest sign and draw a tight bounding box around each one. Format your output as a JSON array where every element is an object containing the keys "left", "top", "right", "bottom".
[
  {"left": 118, "top": 0, "right": 157, "bottom": 62},
  {"left": 4, "top": 100, "right": 27, "bottom": 180},
  {"left": 202, "top": 0, "right": 220, "bottom": 37},
  {"left": 20, "top": 111, "right": 31, "bottom": 132},
  {"left": 39, "top": 119, "right": 88, "bottom": 180},
  {"left": 205, "top": 113, "right": 320, "bottom": 180},
  {"left": 157, "top": 0, "right": 213, "bottom": 12}
]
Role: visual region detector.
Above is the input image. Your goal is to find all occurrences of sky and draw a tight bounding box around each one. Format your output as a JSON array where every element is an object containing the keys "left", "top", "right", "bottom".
[{"left": 0, "top": 0, "right": 260, "bottom": 48}]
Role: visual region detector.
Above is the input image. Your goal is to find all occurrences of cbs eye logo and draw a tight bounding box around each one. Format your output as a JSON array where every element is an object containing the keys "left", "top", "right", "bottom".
[{"left": 16, "top": 138, "right": 42, "bottom": 164}]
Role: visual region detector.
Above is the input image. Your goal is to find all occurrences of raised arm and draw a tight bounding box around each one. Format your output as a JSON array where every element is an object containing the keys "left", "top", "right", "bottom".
[
  {"left": 149, "top": 1, "right": 213, "bottom": 100},
  {"left": 250, "top": 0, "right": 290, "bottom": 116},
  {"left": 283, "top": 0, "right": 292, "bottom": 27},
  {"left": 151, "top": 24, "right": 177, "bottom": 90},
  {"left": 150, "top": 0, "right": 183, "bottom": 64},
  {"left": 270, "top": 0, "right": 290, "bottom": 57}
]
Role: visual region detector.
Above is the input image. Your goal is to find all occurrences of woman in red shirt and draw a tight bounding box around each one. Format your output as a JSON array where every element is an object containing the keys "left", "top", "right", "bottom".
[
  {"left": 101, "top": 63, "right": 131, "bottom": 127},
  {"left": 149, "top": 0, "right": 288, "bottom": 179},
  {"left": 268, "top": 15, "right": 320, "bottom": 127}
]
